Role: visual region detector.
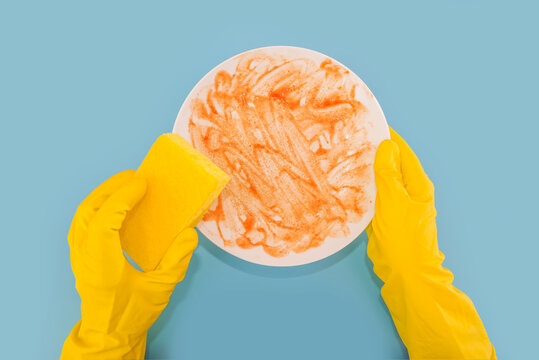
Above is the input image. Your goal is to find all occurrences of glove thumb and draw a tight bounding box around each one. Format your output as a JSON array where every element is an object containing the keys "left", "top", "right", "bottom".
[
  {"left": 373, "top": 139, "right": 408, "bottom": 202},
  {"left": 388, "top": 128, "right": 434, "bottom": 202}
]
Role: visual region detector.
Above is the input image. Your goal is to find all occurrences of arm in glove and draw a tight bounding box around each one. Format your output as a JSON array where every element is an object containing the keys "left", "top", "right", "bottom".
[
  {"left": 61, "top": 170, "right": 198, "bottom": 360},
  {"left": 366, "top": 129, "right": 496, "bottom": 359}
]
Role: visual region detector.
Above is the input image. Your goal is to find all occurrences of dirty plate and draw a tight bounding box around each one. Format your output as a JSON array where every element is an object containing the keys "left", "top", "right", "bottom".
[{"left": 173, "top": 46, "right": 389, "bottom": 266}]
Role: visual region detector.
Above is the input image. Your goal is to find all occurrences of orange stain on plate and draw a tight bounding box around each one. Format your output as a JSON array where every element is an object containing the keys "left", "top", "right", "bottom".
[{"left": 189, "top": 53, "right": 374, "bottom": 257}]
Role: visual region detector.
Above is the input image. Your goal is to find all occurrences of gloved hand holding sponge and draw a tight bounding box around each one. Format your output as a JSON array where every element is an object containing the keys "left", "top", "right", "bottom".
[{"left": 61, "top": 134, "right": 229, "bottom": 359}]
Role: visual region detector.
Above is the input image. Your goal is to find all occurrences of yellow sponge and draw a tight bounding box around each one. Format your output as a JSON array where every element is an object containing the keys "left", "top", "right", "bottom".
[{"left": 120, "top": 133, "right": 229, "bottom": 271}]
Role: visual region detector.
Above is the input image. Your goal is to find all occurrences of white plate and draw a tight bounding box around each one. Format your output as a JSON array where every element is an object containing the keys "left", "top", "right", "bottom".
[{"left": 173, "top": 46, "right": 389, "bottom": 267}]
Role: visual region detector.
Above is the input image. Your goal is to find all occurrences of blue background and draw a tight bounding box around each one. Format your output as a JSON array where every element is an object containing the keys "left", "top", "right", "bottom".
[{"left": 1, "top": 0, "right": 537, "bottom": 359}]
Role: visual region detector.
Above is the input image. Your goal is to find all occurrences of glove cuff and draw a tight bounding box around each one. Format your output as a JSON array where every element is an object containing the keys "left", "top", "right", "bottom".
[{"left": 61, "top": 320, "right": 147, "bottom": 360}]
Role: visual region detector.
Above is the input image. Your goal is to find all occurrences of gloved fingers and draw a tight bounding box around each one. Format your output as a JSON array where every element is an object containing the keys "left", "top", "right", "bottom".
[
  {"left": 68, "top": 170, "right": 136, "bottom": 248},
  {"left": 366, "top": 223, "right": 374, "bottom": 240},
  {"left": 150, "top": 228, "right": 198, "bottom": 284},
  {"left": 366, "top": 226, "right": 380, "bottom": 263},
  {"left": 373, "top": 139, "right": 409, "bottom": 203},
  {"left": 366, "top": 222, "right": 385, "bottom": 265},
  {"left": 389, "top": 128, "right": 434, "bottom": 202},
  {"left": 84, "top": 176, "right": 147, "bottom": 262}
]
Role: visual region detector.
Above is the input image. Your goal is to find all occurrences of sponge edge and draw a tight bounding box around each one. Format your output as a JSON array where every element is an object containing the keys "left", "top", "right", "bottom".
[{"left": 120, "top": 133, "right": 230, "bottom": 271}]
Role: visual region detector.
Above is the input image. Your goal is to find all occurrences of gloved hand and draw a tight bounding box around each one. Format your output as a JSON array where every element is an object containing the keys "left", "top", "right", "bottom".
[
  {"left": 367, "top": 128, "right": 496, "bottom": 359},
  {"left": 61, "top": 170, "right": 198, "bottom": 360}
]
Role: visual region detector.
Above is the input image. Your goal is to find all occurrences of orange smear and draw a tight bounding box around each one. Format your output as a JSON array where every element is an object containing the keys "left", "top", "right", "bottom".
[{"left": 189, "top": 52, "right": 374, "bottom": 257}]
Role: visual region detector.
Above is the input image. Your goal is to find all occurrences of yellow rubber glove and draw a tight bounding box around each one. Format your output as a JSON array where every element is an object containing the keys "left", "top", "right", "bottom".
[
  {"left": 61, "top": 170, "right": 198, "bottom": 360},
  {"left": 367, "top": 129, "right": 496, "bottom": 359}
]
